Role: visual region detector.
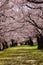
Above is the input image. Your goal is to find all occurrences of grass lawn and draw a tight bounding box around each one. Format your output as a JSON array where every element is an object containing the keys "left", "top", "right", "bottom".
[{"left": 0, "top": 45, "right": 43, "bottom": 65}]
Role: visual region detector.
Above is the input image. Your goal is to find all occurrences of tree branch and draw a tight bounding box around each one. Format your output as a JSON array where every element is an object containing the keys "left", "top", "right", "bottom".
[
  {"left": 27, "top": 0, "right": 43, "bottom": 4},
  {"left": 27, "top": 15, "right": 43, "bottom": 30}
]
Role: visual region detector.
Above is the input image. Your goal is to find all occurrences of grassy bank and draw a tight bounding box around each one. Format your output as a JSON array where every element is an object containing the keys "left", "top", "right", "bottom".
[{"left": 0, "top": 45, "right": 43, "bottom": 65}]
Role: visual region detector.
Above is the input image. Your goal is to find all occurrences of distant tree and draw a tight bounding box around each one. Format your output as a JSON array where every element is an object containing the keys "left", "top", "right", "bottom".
[
  {"left": 4, "top": 40, "right": 8, "bottom": 48},
  {"left": 24, "top": 40, "right": 29, "bottom": 45},
  {"left": 11, "top": 39, "right": 17, "bottom": 47},
  {"left": 20, "top": 42, "right": 23, "bottom": 45},
  {"left": 29, "top": 37, "right": 34, "bottom": 46}
]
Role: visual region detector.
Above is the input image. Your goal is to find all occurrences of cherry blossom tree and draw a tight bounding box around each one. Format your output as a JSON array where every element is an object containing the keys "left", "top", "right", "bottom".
[
  {"left": 0, "top": 0, "right": 43, "bottom": 50},
  {"left": 26, "top": 0, "right": 43, "bottom": 49}
]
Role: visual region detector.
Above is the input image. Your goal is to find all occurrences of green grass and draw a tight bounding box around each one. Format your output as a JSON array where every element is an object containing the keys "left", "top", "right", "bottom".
[{"left": 0, "top": 45, "right": 43, "bottom": 65}]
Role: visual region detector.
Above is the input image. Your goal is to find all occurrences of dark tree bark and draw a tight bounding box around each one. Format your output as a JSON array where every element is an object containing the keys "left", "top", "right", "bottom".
[
  {"left": 29, "top": 37, "right": 34, "bottom": 46},
  {"left": 4, "top": 40, "right": 8, "bottom": 48},
  {"left": 11, "top": 39, "right": 17, "bottom": 47},
  {"left": 20, "top": 42, "right": 23, "bottom": 45},
  {"left": 37, "top": 34, "right": 43, "bottom": 49},
  {"left": 2, "top": 40, "right": 8, "bottom": 50}
]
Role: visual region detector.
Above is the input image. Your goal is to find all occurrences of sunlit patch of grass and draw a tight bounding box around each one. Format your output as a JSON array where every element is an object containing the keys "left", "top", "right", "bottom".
[{"left": 6, "top": 45, "right": 37, "bottom": 50}]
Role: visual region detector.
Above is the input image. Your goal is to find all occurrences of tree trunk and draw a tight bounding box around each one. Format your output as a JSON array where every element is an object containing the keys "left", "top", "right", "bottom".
[
  {"left": 11, "top": 39, "right": 17, "bottom": 47},
  {"left": 4, "top": 40, "right": 8, "bottom": 48},
  {"left": 0, "top": 43, "right": 3, "bottom": 51},
  {"left": 29, "top": 37, "right": 34, "bottom": 46},
  {"left": 37, "top": 34, "right": 43, "bottom": 49}
]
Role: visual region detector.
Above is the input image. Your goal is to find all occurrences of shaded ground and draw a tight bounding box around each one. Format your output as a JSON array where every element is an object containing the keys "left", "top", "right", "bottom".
[{"left": 0, "top": 45, "right": 43, "bottom": 65}]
